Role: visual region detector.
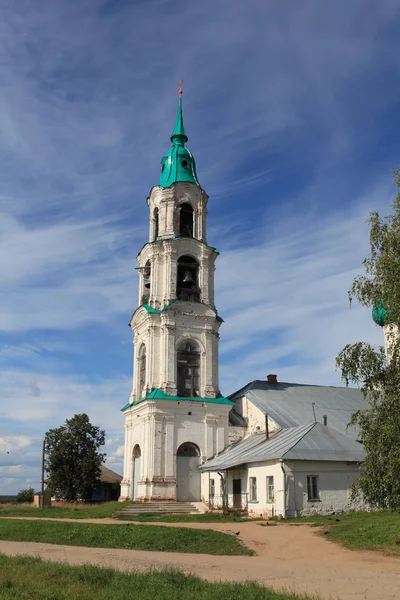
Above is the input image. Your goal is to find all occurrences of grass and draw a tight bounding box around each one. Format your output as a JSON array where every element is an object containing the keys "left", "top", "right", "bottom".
[
  {"left": 117, "top": 512, "right": 257, "bottom": 523},
  {"left": 0, "top": 501, "right": 130, "bottom": 519},
  {"left": 0, "top": 518, "right": 252, "bottom": 556},
  {"left": 0, "top": 554, "right": 319, "bottom": 600},
  {"left": 288, "top": 511, "right": 400, "bottom": 555}
]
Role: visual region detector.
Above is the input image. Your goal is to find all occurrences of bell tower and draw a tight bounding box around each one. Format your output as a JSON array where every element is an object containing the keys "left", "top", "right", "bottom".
[{"left": 119, "top": 85, "right": 232, "bottom": 503}]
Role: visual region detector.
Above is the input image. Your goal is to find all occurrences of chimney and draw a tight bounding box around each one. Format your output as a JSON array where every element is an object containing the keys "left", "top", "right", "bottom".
[
  {"left": 265, "top": 414, "right": 269, "bottom": 439},
  {"left": 323, "top": 415, "right": 327, "bottom": 426},
  {"left": 267, "top": 374, "right": 277, "bottom": 384}
]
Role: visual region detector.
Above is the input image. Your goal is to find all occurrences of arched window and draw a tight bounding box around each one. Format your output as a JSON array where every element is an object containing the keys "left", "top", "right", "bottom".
[
  {"left": 177, "top": 339, "right": 200, "bottom": 397},
  {"left": 153, "top": 208, "right": 159, "bottom": 241},
  {"left": 179, "top": 203, "right": 194, "bottom": 238},
  {"left": 177, "top": 255, "right": 200, "bottom": 302},
  {"left": 138, "top": 345, "right": 146, "bottom": 394},
  {"left": 177, "top": 442, "right": 200, "bottom": 457},
  {"left": 133, "top": 444, "right": 141, "bottom": 459},
  {"left": 143, "top": 260, "right": 151, "bottom": 291}
]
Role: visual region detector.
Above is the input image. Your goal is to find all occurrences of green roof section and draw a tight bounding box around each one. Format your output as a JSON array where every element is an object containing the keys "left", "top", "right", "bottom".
[
  {"left": 372, "top": 299, "right": 392, "bottom": 327},
  {"left": 121, "top": 388, "right": 234, "bottom": 411},
  {"left": 131, "top": 301, "right": 223, "bottom": 323},
  {"left": 170, "top": 95, "right": 188, "bottom": 145},
  {"left": 159, "top": 91, "right": 200, "bottom": 188}
]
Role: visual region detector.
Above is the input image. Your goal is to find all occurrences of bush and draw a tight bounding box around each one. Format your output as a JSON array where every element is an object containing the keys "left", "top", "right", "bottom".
[{"left": 16, "top": 488, "right": 35, "bottom": 503}]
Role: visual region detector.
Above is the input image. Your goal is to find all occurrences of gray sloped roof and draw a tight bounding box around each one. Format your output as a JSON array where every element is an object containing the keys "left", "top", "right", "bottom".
[
  {"left": 229, "top": 408, "right": 247, "bottom": 427},
  {"left": 201, "top": 431, "right": 267, "bottom": 471},
  {"left": 230, "top": 381, "right": 366, "bottom": 439},
  {"left": 100, "top": 465, "right": 122, "bottom": 484},
  {"left": 201, "top": 423, "right": 365, "bottom": 471}
]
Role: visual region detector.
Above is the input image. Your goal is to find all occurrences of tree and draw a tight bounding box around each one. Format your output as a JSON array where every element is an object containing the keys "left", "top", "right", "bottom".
[
  {"left": 16, "top": 487, "right": 35, "bottom": 503},
  {"left": 45, "top": 413, "right": 106, "bottom": 501},
  {"left": 336, "top": 168, "right": 400, "bottom": 511}
]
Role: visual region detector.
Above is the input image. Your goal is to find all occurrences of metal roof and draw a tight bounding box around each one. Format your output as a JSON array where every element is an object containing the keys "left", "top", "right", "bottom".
[
  {"left": 230, "top": 380, "right": 366, "bottom": 439},
  {"left": 229, "top": 408, "right": 247, "bottom": 427},
  {"left": 201, "top": 422, "right": 366, "bottom": 471}
]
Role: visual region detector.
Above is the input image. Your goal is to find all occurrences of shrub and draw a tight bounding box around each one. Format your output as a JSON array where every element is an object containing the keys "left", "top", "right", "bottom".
[{"left": 16, "top": 488, "right": 35, "bottom": 503}]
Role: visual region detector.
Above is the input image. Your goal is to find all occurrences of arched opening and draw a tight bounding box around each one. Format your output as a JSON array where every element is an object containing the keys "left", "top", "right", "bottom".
[
  {"left": 179, "top": 203, "right": 194, "bottom": 238},
  {"left": 142, "top": 261, "right": 151, "bottom": 304},
  {"left": 177, "top": 255, "right": 200, "bottom": 302},
  {"left": 177, "top": 339, "right": 200, "bottom": 397},
  {"left": 138, "top": 344, "right": 146, "bottom": 395},
  {"left": 132, "top": 445, "right": 141, "bottom": 500},
  {"left": 153, "top": 208, "right": 159, "bottom": 241},
  {"left": 176, "top": 442, "right": 201, "bottom": 501}
]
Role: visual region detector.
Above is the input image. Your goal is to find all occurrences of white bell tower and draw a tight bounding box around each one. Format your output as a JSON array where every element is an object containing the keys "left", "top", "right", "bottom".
[{"left": 119, "top": 87, "right": 232, "bottom": 502}]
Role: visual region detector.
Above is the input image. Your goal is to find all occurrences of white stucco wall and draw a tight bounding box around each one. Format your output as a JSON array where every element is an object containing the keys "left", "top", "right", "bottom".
[
  {"left": 284, "top": 460, "right": 366, "bottom": 517},
  {"left": 236, "top": 395, "right": 280, "bottom": 436},
  {"left": 120, "top": 399, "right": 230, "bottom": 501}
]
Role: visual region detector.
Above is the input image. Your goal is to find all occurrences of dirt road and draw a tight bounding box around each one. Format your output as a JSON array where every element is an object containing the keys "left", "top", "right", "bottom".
[{"left": 0, "top": 517, "right": 399, "bottom": 599}]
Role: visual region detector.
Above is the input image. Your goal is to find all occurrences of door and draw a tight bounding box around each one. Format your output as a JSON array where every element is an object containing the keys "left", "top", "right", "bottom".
[
  {"left": 176, "top": 443, "right": 201, "bottom": 501},
  {"left": 132, "top": 445, "right": 141, "bottom": 500},
  {"left": 233, "top": 478, "right": 242, "bottom": 509}
]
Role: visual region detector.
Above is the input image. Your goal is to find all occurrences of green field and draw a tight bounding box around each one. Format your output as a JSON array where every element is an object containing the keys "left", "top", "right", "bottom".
[
  {"left": 0, "top": 554, "right": 319, "bottom": 600},
  {"left": 0, "top": 502, "right": 253, "bottom": 522},
  {"left": 289, "top": 511, "right": 400, "bottom": 554},
  {"left": 0, "top": 518, "right": 252, "bottom": 556},
  {"left": 0, "top": 501, "right": 129, "bottom": 519},
  {"left": 116, "top": 511, "right": 255, "bottom": 522}
]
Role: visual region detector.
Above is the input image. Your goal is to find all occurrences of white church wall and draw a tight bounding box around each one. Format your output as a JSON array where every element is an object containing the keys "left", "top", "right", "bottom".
[{"left": 284, "top": 460, "right": 366, "bottom": 517}]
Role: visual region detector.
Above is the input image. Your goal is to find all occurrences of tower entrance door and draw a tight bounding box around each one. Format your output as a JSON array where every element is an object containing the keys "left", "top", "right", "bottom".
[{"left": 176, "top": 443, "right": 201, "bottom": 501}]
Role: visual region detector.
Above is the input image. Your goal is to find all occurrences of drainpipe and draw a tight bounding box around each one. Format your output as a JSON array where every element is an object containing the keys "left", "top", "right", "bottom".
[{"left": 280, "top": 459, "right": 286, "bottom": 519}]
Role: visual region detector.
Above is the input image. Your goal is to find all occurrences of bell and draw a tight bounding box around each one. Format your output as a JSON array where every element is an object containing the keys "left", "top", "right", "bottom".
[
  {"left": 144, "top": 277, "right": 151, "bottom": 289},
  {"left": 182, "top": 270, "right": 195, "bottom": 285}
]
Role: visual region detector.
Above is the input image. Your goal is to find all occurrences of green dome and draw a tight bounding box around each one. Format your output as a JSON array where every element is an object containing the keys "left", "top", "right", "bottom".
[
  {"left": 372, "top": 302, "right": 386, "bottom": 327},
  {"left": 158, "top": 94, "right": 200, "bottom": 188}
]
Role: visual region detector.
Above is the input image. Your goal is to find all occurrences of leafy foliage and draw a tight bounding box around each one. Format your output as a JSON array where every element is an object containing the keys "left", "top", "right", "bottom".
[
  {"left": 45, "top": 413, "right": 106, "bottom": 501},
  {"left": 16, "top": 487, "right": 35, "bottom": 503},
  {"left": 336, "top": 168, "right": 400, "bottom": 510}
]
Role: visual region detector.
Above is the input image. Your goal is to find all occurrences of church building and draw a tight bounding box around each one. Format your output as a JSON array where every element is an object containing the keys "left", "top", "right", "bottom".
[
  {"left": 120, "top": 89, "right": 372, "bottom": 517},
  {"left": 119, "top": 87, "right": 233, "bottom": 503}
]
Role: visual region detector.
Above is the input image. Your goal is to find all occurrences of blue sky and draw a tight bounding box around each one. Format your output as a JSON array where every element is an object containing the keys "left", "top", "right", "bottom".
[{"left": 1, "top": 0, "right": 399, "bottom": 494}]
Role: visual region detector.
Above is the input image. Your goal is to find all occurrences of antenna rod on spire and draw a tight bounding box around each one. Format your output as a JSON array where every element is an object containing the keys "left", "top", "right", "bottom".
[{"left": 179, "top": 79, "right": 183, "bottom": 96}]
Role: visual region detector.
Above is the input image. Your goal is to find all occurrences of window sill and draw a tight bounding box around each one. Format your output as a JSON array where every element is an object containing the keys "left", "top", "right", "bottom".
[
  {"left": 248, "top": 500, "right": 259, "bottom": 504},
  {"left": 266, "top": 500, "right": 274, "bottom": 504},
  {"left": 307, "top": 499, "right": 321, "bottom": 502}
]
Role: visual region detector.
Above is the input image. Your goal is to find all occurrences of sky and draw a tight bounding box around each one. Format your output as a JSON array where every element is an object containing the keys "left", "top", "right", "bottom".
[{"left": 1, "top": 0, "right": 399, "bottom": 495}]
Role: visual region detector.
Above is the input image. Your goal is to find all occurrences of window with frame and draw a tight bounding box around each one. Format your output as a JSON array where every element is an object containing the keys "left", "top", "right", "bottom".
[
  {"left": 138, "top": 345, "right": 146, "bottom": 394},
  {"left": 307, "top": 475, "right": 319, "bottom": 501},
  {"left": 177, "top": 339, "right": 200, "bottom": 397},
  {"left": 266, "top": 476, "right": 274, "bottom": 502},
  {"left": 249, "top": 477, "right": 257, "bottom": 502}
]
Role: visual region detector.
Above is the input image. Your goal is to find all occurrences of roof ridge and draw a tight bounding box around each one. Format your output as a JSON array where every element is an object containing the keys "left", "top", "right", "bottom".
[{"left": 281, "top": 422, "right": 317, "bottom": 459}]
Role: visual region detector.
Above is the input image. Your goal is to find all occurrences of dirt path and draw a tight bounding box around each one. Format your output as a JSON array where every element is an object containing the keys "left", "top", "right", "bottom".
[{"left": 0, "top": 517, "right": 399, "bottom": 600}]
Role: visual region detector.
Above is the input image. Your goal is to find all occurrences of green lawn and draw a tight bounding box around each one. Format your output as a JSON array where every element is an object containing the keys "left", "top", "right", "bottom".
[
  {"left": 289, "top": 511, "right": 400, "bottom": 555},
  {"left": 117, "top": 512, "right": 256, "bottom": 523},
  {"left": 0, "top": 518, "right": 252, "bottom": 556},
  {"left": 0, "top": 554, "right": 319, "bottom": 600},
  {"left": 0, "top": 501, "right": 130, "bottom": 519}
]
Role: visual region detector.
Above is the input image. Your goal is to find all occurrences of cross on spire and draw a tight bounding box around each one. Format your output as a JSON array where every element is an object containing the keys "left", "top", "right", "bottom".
[{"left": 179, "top": 79, "right": 183, "bottom": 96}]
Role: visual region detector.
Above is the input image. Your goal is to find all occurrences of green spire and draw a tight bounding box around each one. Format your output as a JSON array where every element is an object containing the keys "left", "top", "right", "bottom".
[
  {"left": 158, "top": 82, "right": 199, "bottom": 188},
  {"left": 170, "top": 95, "right": 188, "bottom": 145}
]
